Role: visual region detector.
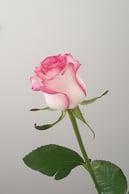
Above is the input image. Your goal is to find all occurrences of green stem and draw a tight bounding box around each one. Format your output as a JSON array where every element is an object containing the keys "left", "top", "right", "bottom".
[{"left": 67, "top": 109, "right": 101, "bottom": 194}]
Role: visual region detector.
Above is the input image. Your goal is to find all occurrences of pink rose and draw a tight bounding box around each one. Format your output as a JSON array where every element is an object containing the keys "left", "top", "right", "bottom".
[{"left": 30, "top": 54, "right": 86, "bottom": 110}]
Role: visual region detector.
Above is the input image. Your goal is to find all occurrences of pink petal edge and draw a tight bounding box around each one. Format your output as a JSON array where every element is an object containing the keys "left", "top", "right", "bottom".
[{"left": 68, "top": 62, "right": 86, "bottom": 96}]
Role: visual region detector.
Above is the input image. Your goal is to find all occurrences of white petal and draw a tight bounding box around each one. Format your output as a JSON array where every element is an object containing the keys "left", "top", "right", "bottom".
[{"left": 44, "top": 93, "right": 69, "bottom": 110}]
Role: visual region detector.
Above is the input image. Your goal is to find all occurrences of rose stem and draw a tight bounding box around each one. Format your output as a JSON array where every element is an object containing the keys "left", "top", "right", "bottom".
[{"left": 67, "top": 109, "right": 101, "bottom": 194}]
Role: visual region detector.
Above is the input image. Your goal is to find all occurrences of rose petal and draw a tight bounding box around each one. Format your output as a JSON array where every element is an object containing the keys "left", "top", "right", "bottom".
[
  {"left": 44, "top": 93, "right": 70, "bottom": 110},
  {"left": 64, "top": 53, "right": 81, "bottom": 72},
  {"left": 42, "top": 63, "right": 86, "bottom": 109},
  {"left": 30, "top": 76, "right": 42, "bottom": 91}
]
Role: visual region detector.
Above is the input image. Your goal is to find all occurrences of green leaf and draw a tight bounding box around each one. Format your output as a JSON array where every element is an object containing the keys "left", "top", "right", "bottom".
[
  {"left": 80, "top": 90, "right": 109, "bottom": 105},
  {"left": 35, "top": 111, "right": 66, "bottom": 130},
  {"left": 91, "top": 160, "right": 128, "bottom": 194},
  {"left": 71, "top": 106, "right": 95, "bottom": 138},
  {"left": 23, "top": 144, "right": 84, "bottom": 180}
]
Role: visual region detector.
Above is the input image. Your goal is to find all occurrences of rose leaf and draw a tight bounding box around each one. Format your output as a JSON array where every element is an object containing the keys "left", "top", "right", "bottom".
[
  {"left": 91, "top": 160, "right": 128, "bottom": 194},
  {"left": 23, "top": 144, "right": 84, "bottom": 180}
]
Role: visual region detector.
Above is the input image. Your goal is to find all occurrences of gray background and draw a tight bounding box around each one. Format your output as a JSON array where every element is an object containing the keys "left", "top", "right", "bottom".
[{"left": 0, "top": 0, "right": 129, "bottom": 193}]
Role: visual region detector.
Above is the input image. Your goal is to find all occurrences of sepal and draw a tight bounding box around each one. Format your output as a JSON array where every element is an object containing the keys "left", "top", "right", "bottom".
[
  {"left": 80, "top": 90, "right": 108, "bottom": 105},
  {"left": 71, "top": 106, "right": 95, "bottom": 138},
  {"left": 30, "top": 107, "right": 54, "bottom": 111},
  {"left": 34, "top": 111, "right": 66, "bottom": 130}
]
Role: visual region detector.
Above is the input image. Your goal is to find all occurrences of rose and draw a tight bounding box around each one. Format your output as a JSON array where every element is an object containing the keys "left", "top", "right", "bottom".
[{"left": 30, "top": 53, "right": 86, "bottom": 110}]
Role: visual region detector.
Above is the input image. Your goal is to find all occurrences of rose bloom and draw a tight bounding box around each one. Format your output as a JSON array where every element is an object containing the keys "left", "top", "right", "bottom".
[{"left": 30, "top": 54, "right": 86, "bottom": 110}]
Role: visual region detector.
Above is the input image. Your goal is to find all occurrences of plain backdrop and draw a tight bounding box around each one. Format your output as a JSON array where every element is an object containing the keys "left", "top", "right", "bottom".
[{"left": 0, "top": 0, "right": 129, "bottom": 193}]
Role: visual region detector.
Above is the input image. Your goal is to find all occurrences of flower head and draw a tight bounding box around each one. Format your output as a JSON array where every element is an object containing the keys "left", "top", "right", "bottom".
[{"left": 30, "top": 54, "right": 86, "bottom": 110}]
